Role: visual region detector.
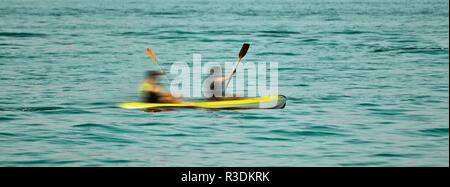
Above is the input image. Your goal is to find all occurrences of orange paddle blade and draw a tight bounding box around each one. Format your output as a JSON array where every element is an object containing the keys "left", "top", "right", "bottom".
[{"left": 146, "top": 48, "right": 158, "bottom": 64}]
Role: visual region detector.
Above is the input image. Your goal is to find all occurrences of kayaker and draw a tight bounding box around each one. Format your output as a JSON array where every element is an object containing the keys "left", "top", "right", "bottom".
[
  {"left": 207, "top": 66, "right": 236, "bottom": 100},
  {"left": 139, "top": 71, "right": 182, "bottom": 103}
]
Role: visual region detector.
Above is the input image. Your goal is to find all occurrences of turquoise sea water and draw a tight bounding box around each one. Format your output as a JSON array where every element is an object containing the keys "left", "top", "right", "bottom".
[{"left": 0, "top": 0, "right": 448, "bottom": 166}]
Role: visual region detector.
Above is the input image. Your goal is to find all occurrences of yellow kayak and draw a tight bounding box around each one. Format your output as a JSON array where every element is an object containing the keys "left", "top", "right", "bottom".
[{"left": 118, "top": 95, "right": 286, "bottom": 110}]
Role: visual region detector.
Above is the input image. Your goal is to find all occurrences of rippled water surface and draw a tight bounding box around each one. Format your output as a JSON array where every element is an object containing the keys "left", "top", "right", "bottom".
[{"left": 0, "top": 0, "right": 448, "bottom": 166}]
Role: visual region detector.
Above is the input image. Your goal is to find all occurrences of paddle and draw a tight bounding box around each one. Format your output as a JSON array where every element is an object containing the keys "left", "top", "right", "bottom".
[
  {"left": 225, "top": 43, "right": 250, "bottom": 89},
  {"left": 146, "top": 48, "right": 170, "bottom": 85}
]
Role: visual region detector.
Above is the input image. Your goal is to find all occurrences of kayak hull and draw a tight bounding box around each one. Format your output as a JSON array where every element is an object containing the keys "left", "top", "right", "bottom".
[{"left": 118, "top": 95, "right": 287, "bottom": 110}]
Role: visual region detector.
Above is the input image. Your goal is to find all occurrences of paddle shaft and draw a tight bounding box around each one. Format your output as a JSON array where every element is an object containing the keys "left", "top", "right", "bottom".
[
  {"left": 146, "top": 48, "right": 170, "bottom": 85},
  {"left": 156, "top": 64, "right": 171, "bottom": 85},
  {"left": 225, "top": 57, "right": 242, "bottom": 89},
  {"left": 225, "top": 43, "right": 249, "bottom": 89}
]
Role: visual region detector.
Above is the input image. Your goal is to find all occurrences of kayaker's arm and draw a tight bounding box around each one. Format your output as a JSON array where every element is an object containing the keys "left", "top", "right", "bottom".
[
  {"left": 214, "top": 72, "right": 235, "bottom": 82},
  {"left": 223, "top": 69, "right": 236, "bottom": 81}
]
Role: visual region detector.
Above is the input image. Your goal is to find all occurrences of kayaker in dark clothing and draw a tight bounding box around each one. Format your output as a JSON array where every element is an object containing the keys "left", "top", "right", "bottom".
[{"left": 139, "top": 71, "right": 182, "bottom": 103}]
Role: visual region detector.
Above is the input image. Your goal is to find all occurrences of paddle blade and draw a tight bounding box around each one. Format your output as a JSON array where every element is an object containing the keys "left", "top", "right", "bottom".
[
  {"left": 146, "top": 48, "right": 158, "bottom": 64},
  {"left": 238, "top": 43, "right": 250, "bottom": 59}
]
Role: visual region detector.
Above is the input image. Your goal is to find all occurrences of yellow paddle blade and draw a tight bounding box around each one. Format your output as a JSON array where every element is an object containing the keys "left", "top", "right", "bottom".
[{"left": 146, "top": 48, "right": 158, "bottom": 64}]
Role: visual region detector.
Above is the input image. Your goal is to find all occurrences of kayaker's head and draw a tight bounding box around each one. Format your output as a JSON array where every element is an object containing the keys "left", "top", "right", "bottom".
[
  {"left": 145, "top": 71, "right": 164, "bottom": 81},
  {"left": 209, "top": 66, "right": 220, "bottom": 75}
]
